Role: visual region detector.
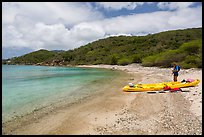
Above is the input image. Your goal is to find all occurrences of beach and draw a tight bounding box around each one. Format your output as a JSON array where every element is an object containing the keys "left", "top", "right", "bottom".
[{"left": 2, "top": 64, "right": 202, "bottom": 135}]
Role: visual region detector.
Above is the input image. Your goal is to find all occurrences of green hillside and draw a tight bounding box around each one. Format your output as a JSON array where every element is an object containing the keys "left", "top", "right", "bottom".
[
  {"left": 8, "top": 49, "right": 57, "bottom": 64},
  {"left": 142, "top": 39, "right": 202, "bottom": 68},
  {"left": 4, "top": 27, "right": 202, "bottom": 68}
]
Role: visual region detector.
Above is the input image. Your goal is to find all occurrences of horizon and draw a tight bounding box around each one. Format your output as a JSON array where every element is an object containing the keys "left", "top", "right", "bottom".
[{"left": 2, "top": 2, "right": 202, "bottom": 59}]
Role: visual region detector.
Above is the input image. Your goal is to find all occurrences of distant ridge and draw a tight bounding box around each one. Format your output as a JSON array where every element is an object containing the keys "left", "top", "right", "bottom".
[
  {"left": 3, "top": 27, "right": 202, "bottom": 69},
  {"left": 50, "top": 50, "right": 65, "bottom": 53}
]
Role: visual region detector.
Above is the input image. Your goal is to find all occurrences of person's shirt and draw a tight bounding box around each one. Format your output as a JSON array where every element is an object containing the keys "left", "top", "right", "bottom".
[{"left": 173, "top": 65, "right": 180, "bottom": 74}]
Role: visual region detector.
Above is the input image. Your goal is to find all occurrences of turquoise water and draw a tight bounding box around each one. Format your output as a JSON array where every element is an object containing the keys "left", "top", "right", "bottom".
[{"left": 2, "top": 65, "right": 119, "bottom": 122}]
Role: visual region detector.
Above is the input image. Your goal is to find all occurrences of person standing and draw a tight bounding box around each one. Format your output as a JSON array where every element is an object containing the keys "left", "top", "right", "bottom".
[{"left": 172, "top": 63, "right": 180, "bottom": 82}]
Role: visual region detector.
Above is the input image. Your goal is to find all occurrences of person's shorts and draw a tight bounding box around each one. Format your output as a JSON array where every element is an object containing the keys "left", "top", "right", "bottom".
[{"left": 173, "top": 73, "right": 178, "bottom": 76}]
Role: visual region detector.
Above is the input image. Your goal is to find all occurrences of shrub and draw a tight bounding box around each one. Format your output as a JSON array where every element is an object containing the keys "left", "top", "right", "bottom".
[
  {"left": 179, "top": 61, "right": 197, "bottom": 69},
  {"left": 184, "top": 55, "right": 197, "bottom": 64},
  {"left": 154, "top": 50, "right": 182, "bottom": 67},
  {"left": 110, "top": 54, "right": 119, "bottom": 65},
  {"left": 118, "top": 58, "right": 132, "bottom": 66},
  {"left": 93, "top": 60, "right": 102, "bottom": 65},
  {"left": 179, "top": 39, "right": 202, "bottom": 55},
  {"left": 142, "top": 55, "right": 158, "bottom": 67},
  {"left": 183, "top": 55, "right": 202, "bottom": 68},
  {"left": 132, "top": 54, "right": 142, "bottom": 63}
]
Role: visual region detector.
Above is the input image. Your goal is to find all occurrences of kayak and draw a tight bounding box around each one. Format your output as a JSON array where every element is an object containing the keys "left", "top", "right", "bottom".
[{"left": 122, "top": 79, "right": 200, "bottom": 92}]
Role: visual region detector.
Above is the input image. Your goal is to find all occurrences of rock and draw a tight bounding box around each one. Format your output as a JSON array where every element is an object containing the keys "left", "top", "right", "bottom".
[{"left": 189, "top": 99, "right": 194, "bottom": 102}]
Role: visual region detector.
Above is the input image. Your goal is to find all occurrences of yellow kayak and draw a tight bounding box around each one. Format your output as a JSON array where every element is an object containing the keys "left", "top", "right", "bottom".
[{"left": 122, "top": 79, "right": 200, "bottom": 92}]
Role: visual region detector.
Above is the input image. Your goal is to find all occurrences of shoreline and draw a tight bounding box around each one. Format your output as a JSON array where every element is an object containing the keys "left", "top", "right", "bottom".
[
  {"left": 2, "top": 63, "right": 202, "bottom": 135},
  {"left": 78, "top": 64, "right": 202, "bottom": 118}
]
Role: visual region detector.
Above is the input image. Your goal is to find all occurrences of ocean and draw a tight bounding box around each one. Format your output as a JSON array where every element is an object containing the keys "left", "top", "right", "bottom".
[{"left": 2, "top": 65, "right": 120, "bottom": 122}]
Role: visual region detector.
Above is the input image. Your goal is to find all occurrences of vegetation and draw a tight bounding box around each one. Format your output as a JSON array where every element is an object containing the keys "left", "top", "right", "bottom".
[
  {"left": 142, "top": 39, "right": 202, "bottom": 68},
  {"left": 3, "top": 27, "right": 202, "bottom": 68},
  {"left": 7, "top": 49, "right": 57, "bottom": 65}
]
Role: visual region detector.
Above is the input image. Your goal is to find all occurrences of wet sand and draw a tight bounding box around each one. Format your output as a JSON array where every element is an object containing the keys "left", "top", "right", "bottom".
[{"left": 2, "top": 64, "right": 202, "bottom": 135}]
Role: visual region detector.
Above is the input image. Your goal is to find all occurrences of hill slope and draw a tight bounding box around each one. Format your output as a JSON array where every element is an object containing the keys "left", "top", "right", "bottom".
[{"left": 4, "top": 27, "right": 202, "bottom": 68}]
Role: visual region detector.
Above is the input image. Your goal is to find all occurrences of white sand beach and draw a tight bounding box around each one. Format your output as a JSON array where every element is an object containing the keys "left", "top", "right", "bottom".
[{"left": 2, "top": 64, "right": 202, "bottom": 135}]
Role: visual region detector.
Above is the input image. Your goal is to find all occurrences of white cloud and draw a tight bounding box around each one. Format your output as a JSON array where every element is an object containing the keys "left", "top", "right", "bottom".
[
  {"left": 96, "top": 2, "right": 145, "bottom": 10},
  {"left": 3, "top": 21, "right": 106, "bottom": 51},
  {"left": 2, "top": 2, "right": 104, "bottom": 50},
  {"left": 2, "top": 2, "right": 104, "bottom": 26},
  {"left": 83, "top": 6, "right": 201, "bottom": 36},
  {"left": 71, "top": 22, "right": 105, "bottom": 41},
  {"left": 167, "top": 6, "right": 202, "bottom": 28},
  {"left": 2, "top": 2, "right": 202, "bottom": 53},
  {"left": 157, "top": 2, "right": 194, "bottom": 10}
]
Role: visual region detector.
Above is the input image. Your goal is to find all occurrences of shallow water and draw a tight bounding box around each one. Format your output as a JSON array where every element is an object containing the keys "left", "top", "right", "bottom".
[{"left": 2, "top": 65, "right": 120, "bottom": 122}]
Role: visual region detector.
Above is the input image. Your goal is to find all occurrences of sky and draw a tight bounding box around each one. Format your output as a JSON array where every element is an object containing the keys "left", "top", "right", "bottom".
[{"left": 2, "top": 2, "right": 202, "bottom": 59}]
